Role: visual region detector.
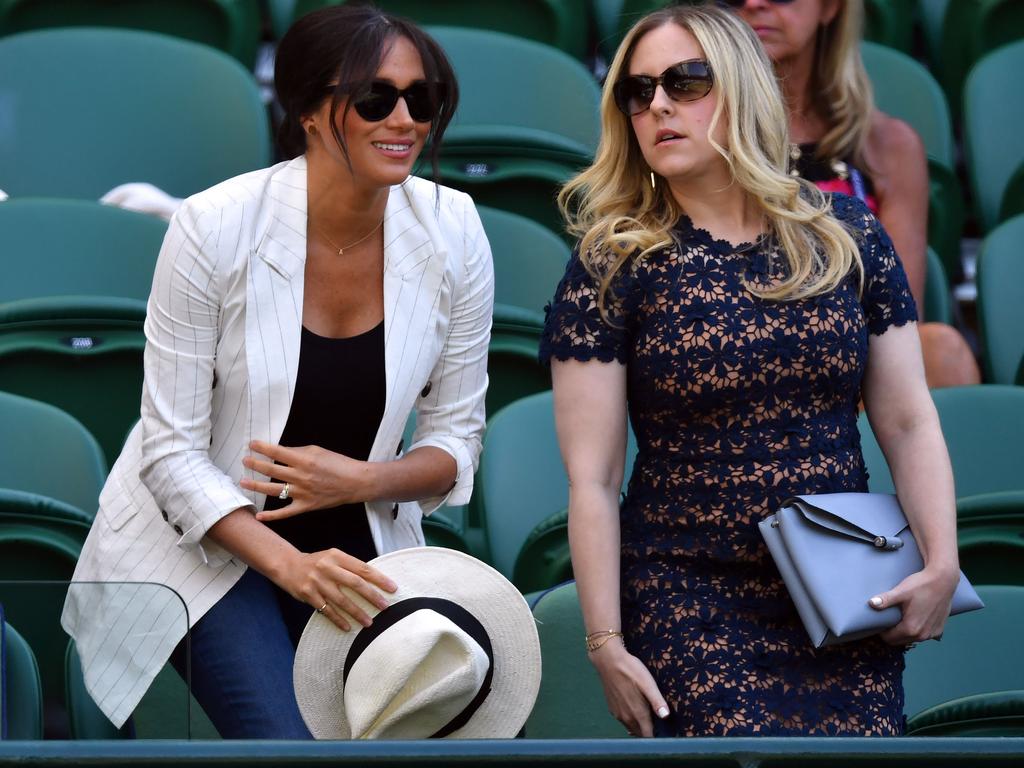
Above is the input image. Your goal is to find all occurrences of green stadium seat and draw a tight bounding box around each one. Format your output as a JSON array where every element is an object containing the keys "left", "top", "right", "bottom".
[
  {"left": 0, "top": 392, "right": 106, "bottom": 515},
  {"left": 478, "top": 206, "right": 570, "bottom": 316},
  {"left": 965, "top": 41, "right": 1024, "bottom": 233},
  {"left": 861, "top": 41, "right": 964, "bottom": 281},
  {"left": 862, "top": 0, "right": 916, "bottom": 53},
  {"left": 486, "top": 304, "right": 551, "bottom": 422},
  {"left": 513, "top": 508, "right": 572, "bottom": 593},
  {"left": 859, "top": 385, "right": 1024, "bottom": 499},
  {"left": 907, "top": 690, "right": 1024, "bottom": 736},
  {"left": 924, "top": 247, "right": 952, "bottom": 324},
  {"left": 422, "top": 26, "right": 600, "bottom": 239},
  {"left": 525, "top": 581, "right": 627, "bottom": 737},
  {"left": 0, "top": 297, "right": 147, "bottom": 465},
  {"left": 904, "top": 585, "right": 1024, "bottom": 719},
  {"left": 293, "top": 0, "right": 591, "bottom": 60},
  {"left": 1, "top": 620, "right": 43, "bottom": 740},
  {"left": 956, "top": 491, "right": 1024, "bottom": 586},
  {"left": 977, "top": 215, "right": 1024, "bottom": 384},
  {"left": 0, "top": 0, "right": 263, "bottom": 66},
  {"left": 0, "top": 199, "right": 167, "bottom": 305},
  {"left": 0, "top": 27, "right": 271, "bottom": 200},
  {"left": 477, "top": 390, "right": 637, "bottom": 582},
  {"left": 937, "top": 0, "right": 1024, "bottom": 122}
]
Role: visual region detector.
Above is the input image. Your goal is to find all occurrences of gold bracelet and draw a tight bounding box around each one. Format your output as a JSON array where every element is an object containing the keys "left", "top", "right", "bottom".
[{"left": 585, "top": 629, "right": 624, "bottom": 652}]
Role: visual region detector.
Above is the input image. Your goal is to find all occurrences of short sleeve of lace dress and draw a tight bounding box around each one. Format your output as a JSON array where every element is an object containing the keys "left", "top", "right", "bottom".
[
  {"left": 832, "top": 193, "right": 918, "bottom": 336},
  {"left": 539, "top": 245, "right": 638, "bottom": 365}
]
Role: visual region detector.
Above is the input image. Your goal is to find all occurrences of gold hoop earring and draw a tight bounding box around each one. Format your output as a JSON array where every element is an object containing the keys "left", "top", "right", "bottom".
[{"left": 306, "top": 123, "right": 318, "bottom": 137}]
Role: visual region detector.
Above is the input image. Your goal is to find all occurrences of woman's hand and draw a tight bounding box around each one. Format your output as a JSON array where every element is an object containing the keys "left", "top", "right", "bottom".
[
  {"left": 871, "top": 563, "right": 960, "bottom": 646},
  {"left": 274, "top": 546, "right": 397, "bottom": 633},
  {"left": 589, "top": 641, "right": 670, "bottom": 737},
  {"left": 240, "top": 440, "right": 375, "bottom": 521}
]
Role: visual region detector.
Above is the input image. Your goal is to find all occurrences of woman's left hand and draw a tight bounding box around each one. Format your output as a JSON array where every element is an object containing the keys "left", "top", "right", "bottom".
[
  {"left": 240, "top": 440, "right": 375, "bottom": 521},
  {"left": 870, "top": 563, "right": 960, "bottom": 646}
]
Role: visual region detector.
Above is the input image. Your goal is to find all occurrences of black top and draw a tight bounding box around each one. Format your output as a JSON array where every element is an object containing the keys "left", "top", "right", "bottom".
[{"left": 263, "top": 322, "right": 384, "bottom": 563}]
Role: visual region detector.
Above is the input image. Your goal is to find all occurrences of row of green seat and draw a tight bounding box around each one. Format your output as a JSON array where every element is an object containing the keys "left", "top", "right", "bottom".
[{"left": 5, "top": 578, "right": 1024, "bottom": 740}]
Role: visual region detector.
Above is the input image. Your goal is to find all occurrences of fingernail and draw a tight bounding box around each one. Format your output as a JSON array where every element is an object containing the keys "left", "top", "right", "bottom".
[
  {"left": 386, "top": 580, "right": 398, "bottom": 592},
  {"left": 869, "top": 596, "right": 883, "bottom": 608},
  {"left": 657, "top": 706, "right": 669, "bottom": 719}
]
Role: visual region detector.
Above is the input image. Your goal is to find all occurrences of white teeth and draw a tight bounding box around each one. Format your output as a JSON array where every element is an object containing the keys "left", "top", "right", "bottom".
[{"left": 373, "top": 142, "right": 411, "bottom": 151}]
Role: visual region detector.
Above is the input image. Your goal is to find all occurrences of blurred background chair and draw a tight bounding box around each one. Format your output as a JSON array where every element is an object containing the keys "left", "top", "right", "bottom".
[
  {"left": 904, "top": 585, "right": 1024, "bottom": 724},
  {"left": 478, "top": 206, "right": 570, "bottom": 316},
  {"left": 477, "top": 390, "right": 637, "bottom": 589},
  {"left": 421, "top": 26, "right": 601, "bottom": 239},
  {"left": 976, "top": 214, "right": 1024, "bottom": 386},
  {"left": 0, "top": 391, "right": 106, "bottom": 515},
  {"left": 291, "top": 0, "right": 591, "bottom": 60},
  {"left": 524, "top": 581, "right": 628, "bottom": 738},
  {"left": 486, "top": 304, "right": 551, "bottom": 421},
  {"left": 0, "top": 198, "right": 167, "bottom": 464},
  {"left": 861, "top": 40, "right": 963, "bottom": 283},
  {"left": 0, "top": 0, "right": 263, "bottom": 67},
  {"left": 964, "top": 40, "right": 1024, "bottom": 234},
  {"left": 1, "top": 619, "right": 44, "bottom": 740},
  {"left": 0, "top": 27, "right": 271, "bottom": 200}
]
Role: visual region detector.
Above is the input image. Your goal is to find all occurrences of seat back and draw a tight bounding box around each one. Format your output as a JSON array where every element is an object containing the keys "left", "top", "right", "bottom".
[
  {"left": 977, "top": 215, "right": 1024, "bottom": 384},
  {"left": 479, "top": 390, "right": 637, "bottom": 578},
  {"left": 0, "top": 199, "right": 167, "bottom": 304},
  {"left": 0, "top": 0, "right": 263, "bottom": 65},
  {"left": 0, "top": 27, "right": 271, "bottom": 199},
  {"left": 1, "top": 619, "right": 43, "bottom": 740},
  {"left": 965, "top": 41, "right": 1024, "bottom": 232},
  {"left": 427, "top": 25, "right": 600, "bottom": 159},
  {"left": 904, "top": 585, "right": 1024, "bottom": 717},
  {"left": 525, "top": 582, "right": 626, "bottom": 738},
  {"left": 0, "top": 392, "right": 106, "bottom": 514},
  {"left": 858, "top": 385, "right": 1024, "bottom": 498},
  {"left": 923, "top": 246, "right": 952, "bottom": 324},
  {"left": 294, "top": 0, "right": 590, "bottom": 59},
  {"left": 479, "top": 206, "right": 570, "bottom": 316}
]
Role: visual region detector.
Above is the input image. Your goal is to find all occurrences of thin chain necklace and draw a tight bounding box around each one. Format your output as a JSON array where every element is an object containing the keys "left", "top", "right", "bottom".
[{"left": 313, "top": 216, "right": 384, "bottom": 256}]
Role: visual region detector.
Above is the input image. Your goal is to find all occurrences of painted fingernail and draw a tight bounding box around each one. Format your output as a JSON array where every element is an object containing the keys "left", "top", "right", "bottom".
[
  {"left": 869, "top": 596, "right": 883, "bottom": 608},
  {"left": 657, "top": 707, "right": 669, "bottom": 719}
]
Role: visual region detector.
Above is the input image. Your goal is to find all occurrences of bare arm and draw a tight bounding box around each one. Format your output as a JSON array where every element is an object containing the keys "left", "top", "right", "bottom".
[
  {"left": 552, "top": 358, "right": 668, "bottom": 736},
  {"left": 868, "top": 112, "right": 930, "bottom": 309},
  {"left": 861, "top": 322, "right": 959, "bottom": 642}
]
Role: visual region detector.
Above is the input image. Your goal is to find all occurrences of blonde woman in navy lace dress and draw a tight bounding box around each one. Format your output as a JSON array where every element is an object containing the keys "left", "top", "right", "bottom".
[{"left": 541, "top": 5, "right": 959, "bottom": 737}]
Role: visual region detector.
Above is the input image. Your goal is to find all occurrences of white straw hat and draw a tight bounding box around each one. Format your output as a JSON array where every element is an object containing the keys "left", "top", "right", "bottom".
[{"left": 293, "top": 547, "right": 542, "bottom": 739}]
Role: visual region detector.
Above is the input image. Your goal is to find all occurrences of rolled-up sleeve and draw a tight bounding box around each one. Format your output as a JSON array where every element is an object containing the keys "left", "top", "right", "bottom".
[
  {"left": 409, "top": 197, "right": 494, "bottom": 513},
  {"left": 137, "top": 201, "right": 254, "bottom": 559}
]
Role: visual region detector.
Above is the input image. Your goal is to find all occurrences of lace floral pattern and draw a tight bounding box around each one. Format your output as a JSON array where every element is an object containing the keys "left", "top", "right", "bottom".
[{"left": 541, "top": 195, "right": 917, "bottom": 736}]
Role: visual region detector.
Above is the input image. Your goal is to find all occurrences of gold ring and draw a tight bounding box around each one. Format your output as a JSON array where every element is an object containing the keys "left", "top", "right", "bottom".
[
  {"left": 316, "top": 602, "right": 327, "bottom": 613},
  {"left": 278, "top": 483, "right": 291, "bottom": 500}
]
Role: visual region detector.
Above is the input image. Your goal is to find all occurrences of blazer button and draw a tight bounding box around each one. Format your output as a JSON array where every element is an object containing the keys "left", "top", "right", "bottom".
[
  {"left": 173, "top": 524, "right": 183, "bottom": 535},
  {"left": 395, "top": 439, "right": 404, "bottom": 456},
  {"left": 420, "top": 381, "right": 432, "bottom": 398},
  {"left": 161, "top": 510, "right": 169, "bottom": 521},
  {"left": 392, "top": 503, "right": 399, "bottom": 520}
]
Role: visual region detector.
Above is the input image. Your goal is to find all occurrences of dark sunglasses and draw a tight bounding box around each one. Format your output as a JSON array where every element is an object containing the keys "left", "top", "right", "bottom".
[
  {"left": 613, "top": 59, "right": 714, "bottom": 116},
  {"left": 717, "top": 0, "right": 796, "bottom": 7},
  {"left": 328, "top": 80, "right": 446, "bottom": 123}
]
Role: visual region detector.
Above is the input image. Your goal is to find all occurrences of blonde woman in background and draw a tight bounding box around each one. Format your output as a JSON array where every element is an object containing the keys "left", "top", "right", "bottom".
[
  {"left": 542, "top": 4, "right": 959, "bottom": 737},
  {"left": 728, "top": 0, "right": 979, "bottom": 387}
]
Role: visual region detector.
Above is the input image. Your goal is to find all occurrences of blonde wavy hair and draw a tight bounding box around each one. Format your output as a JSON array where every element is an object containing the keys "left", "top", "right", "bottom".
[
  {"left": 812, "top": 0, "right": 874, "bottom": 168},
  {"left": 559, "top": 4, "right": 863, "bottom": 314}
]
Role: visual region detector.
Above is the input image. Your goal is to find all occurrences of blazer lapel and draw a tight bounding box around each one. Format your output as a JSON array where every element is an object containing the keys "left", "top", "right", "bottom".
[{"left": 246, "top": 157, "right": 308, "bottom": 458}]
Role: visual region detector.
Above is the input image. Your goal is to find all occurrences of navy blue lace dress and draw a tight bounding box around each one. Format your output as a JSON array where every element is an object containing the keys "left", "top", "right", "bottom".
[{"left": 540, "top": 195, "right": 917, "bottom": 736}]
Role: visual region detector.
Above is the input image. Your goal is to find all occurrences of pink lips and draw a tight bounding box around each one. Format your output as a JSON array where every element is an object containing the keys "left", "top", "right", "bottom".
[{"left": 655, "top": 129, "right": 683, "bottom": 145}]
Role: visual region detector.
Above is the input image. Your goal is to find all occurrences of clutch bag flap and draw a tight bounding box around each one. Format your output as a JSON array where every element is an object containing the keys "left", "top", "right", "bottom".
[{"left": 762, "top": 492, "right": 984, "bottom": 647}]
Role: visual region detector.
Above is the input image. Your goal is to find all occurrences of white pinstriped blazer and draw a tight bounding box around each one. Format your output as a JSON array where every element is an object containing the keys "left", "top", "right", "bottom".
[{"left": 61, "top": 156, "right": 494, "bottom": 727}]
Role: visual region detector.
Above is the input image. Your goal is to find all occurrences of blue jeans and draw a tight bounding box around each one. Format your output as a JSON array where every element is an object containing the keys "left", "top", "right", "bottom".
[{"left": 170, "top": 568, "right": 314, "bottom": 739}]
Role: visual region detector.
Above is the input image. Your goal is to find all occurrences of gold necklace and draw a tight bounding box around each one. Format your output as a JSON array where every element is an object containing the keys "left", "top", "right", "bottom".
[{"left": 313, "top": 217, "right": 384, "bottom": 256}]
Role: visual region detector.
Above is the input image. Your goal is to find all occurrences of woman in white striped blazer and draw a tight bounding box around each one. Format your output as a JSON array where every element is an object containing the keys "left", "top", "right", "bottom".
[{"left": 62, "top": 6, "right": 493, "bottom": 737}]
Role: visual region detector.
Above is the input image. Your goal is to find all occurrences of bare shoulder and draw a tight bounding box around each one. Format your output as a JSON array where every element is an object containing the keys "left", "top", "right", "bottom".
[{"left": 865, "top": 110, "right": 926, "bottom": 174}]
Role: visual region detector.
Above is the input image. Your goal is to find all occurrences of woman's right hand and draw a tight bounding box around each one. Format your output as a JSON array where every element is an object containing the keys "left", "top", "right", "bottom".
[
  {"left": 276, "top": 547, "right": 397, "bottom": 632},
  {"left": 589, "top": 641, "right": 670, "bottom": 737}
]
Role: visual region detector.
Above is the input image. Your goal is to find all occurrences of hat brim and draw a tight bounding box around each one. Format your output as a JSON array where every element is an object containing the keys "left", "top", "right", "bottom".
[{"left": 293, "top": 547, "right": 542, "bottom": 739}]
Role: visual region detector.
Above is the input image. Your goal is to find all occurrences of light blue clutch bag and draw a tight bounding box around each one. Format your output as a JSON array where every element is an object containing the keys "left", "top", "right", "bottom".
[{"left": 759, "top": 492, "right": 984, "bottom": 648}]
